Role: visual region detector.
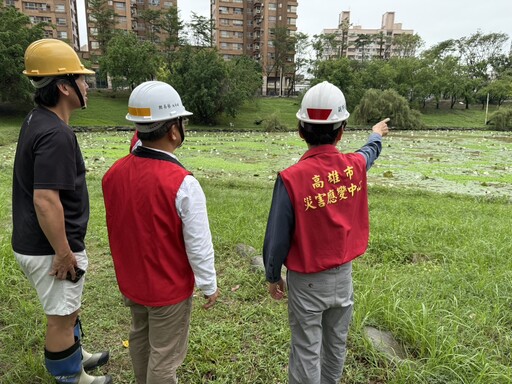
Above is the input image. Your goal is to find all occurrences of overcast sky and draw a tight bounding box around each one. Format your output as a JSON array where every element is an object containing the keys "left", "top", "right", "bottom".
[{"left": 179, "top": 0, "right": 512, "bottom": 50}]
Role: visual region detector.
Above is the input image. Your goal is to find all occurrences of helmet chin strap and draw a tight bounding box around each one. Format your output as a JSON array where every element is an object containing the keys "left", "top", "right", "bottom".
[{"left": 67, "top": 75, "right": 86, "bottom": 109}]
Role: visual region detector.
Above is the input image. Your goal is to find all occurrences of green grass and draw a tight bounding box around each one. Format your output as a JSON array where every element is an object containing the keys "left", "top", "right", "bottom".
[
  {"left": 1, "top": 130, "right": 512, "bottom": 383},
  {"left": 0, "top": 94, "right": 503, "bottom": 141},
  {"left": 419, "top": 104, "right": 493, "bottom": 129}
]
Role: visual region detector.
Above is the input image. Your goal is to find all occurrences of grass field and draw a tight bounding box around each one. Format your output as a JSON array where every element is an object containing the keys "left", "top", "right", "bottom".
[
  {"left": 1, "top": 128, "right": 512, "bottom": 383},
  {"left": 1, "top": 91, "right": 503, "bottom": 136}
]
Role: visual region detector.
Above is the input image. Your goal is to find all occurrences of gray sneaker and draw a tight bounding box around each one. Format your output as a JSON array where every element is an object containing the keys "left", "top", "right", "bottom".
[{"left": 82, "top": 350, "right": 110, "bottom": 372}]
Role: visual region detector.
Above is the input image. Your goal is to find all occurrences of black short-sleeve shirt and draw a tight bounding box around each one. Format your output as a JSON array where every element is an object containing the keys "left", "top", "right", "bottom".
[{"left": 12, "top": 107, "right": 89, "bottom": 255}]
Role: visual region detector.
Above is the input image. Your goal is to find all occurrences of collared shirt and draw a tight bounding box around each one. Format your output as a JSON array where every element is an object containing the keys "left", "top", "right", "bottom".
[
  {"left": 263, "top": 133, "right": 383, "bottom": 283},
  {"left": 145, "top": 147, "right": 217, "bottom": 296}
]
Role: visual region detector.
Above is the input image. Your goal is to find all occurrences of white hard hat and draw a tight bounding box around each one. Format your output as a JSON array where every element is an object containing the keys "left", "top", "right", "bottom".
[
  {"left": 296, "top": 81, "right": 350, "bottom": 127},
  {"left": 126, "top": 81, "right": 192, "bottom": 131}
]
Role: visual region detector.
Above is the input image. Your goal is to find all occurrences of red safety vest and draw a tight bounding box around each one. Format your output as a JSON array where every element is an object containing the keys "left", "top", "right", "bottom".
[
  {"left": 280, "top": 145, "right": 369, "bottom": 273},
  {"left": 102, "top": 152, "right": 195, "bottom": 306}
]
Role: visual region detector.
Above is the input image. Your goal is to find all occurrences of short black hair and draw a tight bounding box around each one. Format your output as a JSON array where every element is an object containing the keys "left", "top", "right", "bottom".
[
  {"left": 299, "top": 121, "right": 345, "bottom": 146},
  {"left": 33, "top": 75, "right": 80, "bottom": 107},
  {"left": 137, "top": 120, "right": 177, "bottom": 142}
]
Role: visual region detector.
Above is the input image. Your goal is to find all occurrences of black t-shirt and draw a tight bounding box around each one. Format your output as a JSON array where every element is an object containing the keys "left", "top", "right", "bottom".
[{"left": 11, "top": 107, "right": 89, "bottom": 255}]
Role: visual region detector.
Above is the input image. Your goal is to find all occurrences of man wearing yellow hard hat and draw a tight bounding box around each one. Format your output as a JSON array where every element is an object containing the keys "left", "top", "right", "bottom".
[{"left": 12, "top": 39, "right": 112, "bottom": 383}]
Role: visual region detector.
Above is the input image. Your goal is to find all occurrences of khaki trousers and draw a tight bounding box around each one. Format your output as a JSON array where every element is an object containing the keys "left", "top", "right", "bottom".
[{"left": 124, "top": 296, "right": 192, "bottom": 384}]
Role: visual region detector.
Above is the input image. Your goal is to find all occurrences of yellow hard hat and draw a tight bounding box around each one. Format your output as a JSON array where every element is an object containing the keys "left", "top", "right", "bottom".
[{"left": 23, "top": 39, "right": 94, "bottom": 77}]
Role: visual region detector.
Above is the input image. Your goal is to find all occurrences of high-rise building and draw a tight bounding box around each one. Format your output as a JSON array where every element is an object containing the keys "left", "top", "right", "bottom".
[
  {"left": 211, "top": 0, "right": 298, "bottom": 96},
  {"left": 7, "top": 0, "right": 80, "bottom": 50},
  {"left": 323, "top": 11, "right": 414, "bottom": 61},
  {"left": 85, "top": 0, "right": 177, "bottom": 58}
]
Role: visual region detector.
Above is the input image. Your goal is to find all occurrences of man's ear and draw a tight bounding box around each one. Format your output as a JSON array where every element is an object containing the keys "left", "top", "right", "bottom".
[
  {"left": 56, "top": 81, "right": 71, "bottom": 96},
  {"left": 168, "top": 123, "right": 179, "bottom": 141}
]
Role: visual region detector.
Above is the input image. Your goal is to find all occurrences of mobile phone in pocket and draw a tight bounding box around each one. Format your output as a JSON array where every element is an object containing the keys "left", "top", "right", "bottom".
[{"left": 66, "top": 266, "right": 85, "bottom": 283}]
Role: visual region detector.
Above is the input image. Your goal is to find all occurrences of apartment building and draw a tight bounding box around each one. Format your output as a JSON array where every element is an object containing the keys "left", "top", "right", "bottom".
[
  {"left": 86, "top": 0, "right": 177, "bottom": 59},
  {"left": 211, "top": 0, "right": 298, "bottom": 96},
  {"left": 323, "top": 11, "right": 414, "bottom": 60},
  {"left": 7, "top": 0, "right": 80, "bottom": 50}
]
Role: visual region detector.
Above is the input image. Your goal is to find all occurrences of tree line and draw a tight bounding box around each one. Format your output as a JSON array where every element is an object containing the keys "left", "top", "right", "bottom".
[{"left": 1, "top": 1, "right": 511, "bottom": 128}]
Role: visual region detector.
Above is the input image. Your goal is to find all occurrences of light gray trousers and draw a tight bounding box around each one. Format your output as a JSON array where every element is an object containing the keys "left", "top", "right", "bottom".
[{"left": 287, "top": 262, "right": 354, "bottom": 384}]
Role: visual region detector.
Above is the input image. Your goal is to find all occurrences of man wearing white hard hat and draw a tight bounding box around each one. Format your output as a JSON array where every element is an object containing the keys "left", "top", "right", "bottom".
[
  {"left": 102, "top": 81, "right": 219, "bottom": 384},
  {"left": 263, "top": 81, "right": 390, "bottom": 383}
]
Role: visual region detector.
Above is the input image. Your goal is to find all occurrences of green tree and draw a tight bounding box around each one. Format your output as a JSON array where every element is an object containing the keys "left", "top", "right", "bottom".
[
  {"left": 457, "top": 31, "right": 509, "bottom": 79},
  {"left": 270, "top": 26, "right": 295, "bottom": 96},
  {"left": 0, "top": 3, "right": 46, "bottom": 104},
  {"left": 479, "top": 77, "right": 512, "bottom": 107},
  {"left": 311, "top": 33, "right": 340, "bottom": 61},
  {"left": 138, "top": 9, "right": 161, "bottom": 44},
  {"left": 100, "top": 31, "right": 161, "bottom": 90},
  {"left": 392, "top": 34, "right": 423, "bottom": 58},
  {"left": 489, "top": 107, "right": 512, "bottom": 130},
  {"left": 187, "top": 12, "right": 214, "bottom": 47},
  {"left": 159, "top": 6, "right": 185, "bottom": 59},
  {"left": 223, "top": 55, "right": 262, "bottom": 117},
  {"left": 167, "top": 47, "right": 261, "bottom": 124},
  {"left": 352, "top": 88, "right": 425, "bottom": 130},
  {"left": 374, "top": 32, "right": 391, "bottom": 59},
  {"left": 313, "top": 57, "right": 364, "bottom": 109},
  {"left": 354, "top": 34, "right": 373, "bottom": 62},
  {"left": 167, "top": 46, "right": 226, "bottom": 124},
  {"left": 87, "top": 0, "right": 115, "bottom": 54},
  {"left": 288, "top": 32, "right": 309, "bottom": 95}
]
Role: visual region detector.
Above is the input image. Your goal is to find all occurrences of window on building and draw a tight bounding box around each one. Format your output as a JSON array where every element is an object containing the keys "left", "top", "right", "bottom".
[
  {"left": 91, "top": 41, "right": 100, "bottom": 49},
  {"left": 219, "top": 6, "right": 228, "bottom": 14},
  {"left": 114, "top": 2, "right": 125, "bottom": 10},
  {"left": 163, "top": 1, "right": 173, "bottom": 7},
  {"left": 30, "top": 15, "right": 52, "bottom": 23},
  {"left": 56, "top": 18, "right": 66, "bottom": 25},
  {"left": 287, "top": 17, "right": 296, "bottom": 25},
  {"left": 148, "top": 0, "right": 160, "bottom": 5},
  {"left": 57, "top": 31, "right": 68, "bottom": 39},
  {"left": 268, "top": 16, "right": 276, "bottom": 22},
  {"left": 220, "top": 18, "right": 229, "bottom": 25},
  {"left": 5, "top": 0, "right": 16, "bottom": 6},
  {"left": 117, "top": 16, "right": 127, "bottom": 23},
  {"left": 234, "top": 7, "right": 242, "bottom": 14},
  {"left": 288, "top": 5, "right": 297, "bottom": 12},
  {"left": 89, "top": 27, "right": 98, "bottom": 36},
  {"left": 268, "top": 2, "right": 276, "bottom": 10},
  {"left": 221, "top": 30, "right": 230, "bottom": 38},
  {"left": 234, "top": 43, "right": 243, "bottom": 50},
  {"left": 24, "top": 2, "right": 47, "bottom": 11},
  {"left": 221, "top": 42, "right": 229, "bottom": 49},
  {"left": 232, "top": 20, "right": 243, "bottom": 26}
]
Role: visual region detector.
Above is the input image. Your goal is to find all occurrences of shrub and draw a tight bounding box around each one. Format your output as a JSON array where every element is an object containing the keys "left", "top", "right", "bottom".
[
  {"left": 488, "top": 107, "right": 512, "bottom": 131},
  {"left": 264, "top": 113, "right": 289, "bottom": 132},
  {"left": 352, "top": 88, "right": 425, "bottom": 130}
]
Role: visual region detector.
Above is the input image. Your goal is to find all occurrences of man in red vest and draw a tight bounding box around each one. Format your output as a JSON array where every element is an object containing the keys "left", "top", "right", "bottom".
[
  {"left": 102, "top": 81, "right": 219, "bottom": 384},
  {"left": 263, "top": 81, "right": 389, "bottom": 383}
]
